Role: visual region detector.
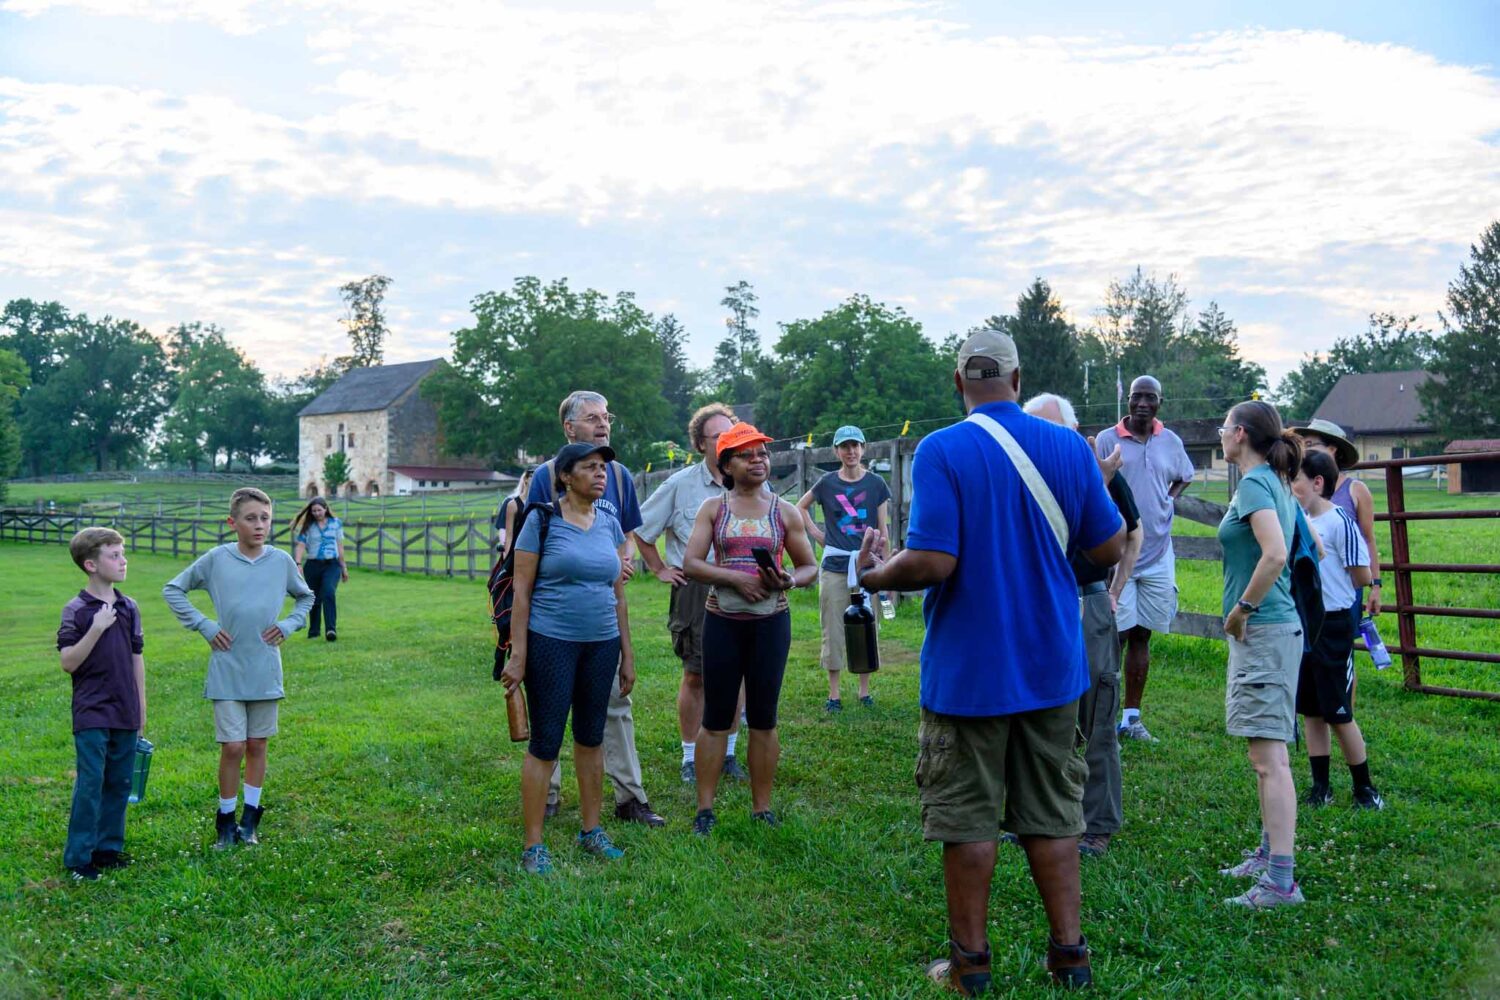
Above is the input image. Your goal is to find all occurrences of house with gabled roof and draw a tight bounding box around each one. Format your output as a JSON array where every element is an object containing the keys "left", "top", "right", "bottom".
[
  {"left": 1312, "top": 369, "right": 1441, "bottom": 463},
  {"left": 297, "top": 359, "right": 499, "bottom": 497}
]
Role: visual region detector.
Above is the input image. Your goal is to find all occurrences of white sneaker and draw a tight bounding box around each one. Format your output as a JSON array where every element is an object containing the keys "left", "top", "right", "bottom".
[
  {"left": 1119, "top": 719, "right": 1159, "bottom": 743},
  {"left": 1225, "top": 876, "right": 1305, "bottom": 909},
  {"left": 1219, "top": 848, "right": 1269, "bottom": 878}
]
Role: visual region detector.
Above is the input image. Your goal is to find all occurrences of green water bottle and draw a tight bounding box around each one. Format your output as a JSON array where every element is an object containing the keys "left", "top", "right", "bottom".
[{"left": 127, "top": 737, "right": 154, "bottom": 805}]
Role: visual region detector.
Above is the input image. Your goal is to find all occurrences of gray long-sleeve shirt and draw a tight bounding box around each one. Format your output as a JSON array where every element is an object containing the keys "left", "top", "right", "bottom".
[{"left": 162, "top": 544, "right": 314, "bottom": 701}]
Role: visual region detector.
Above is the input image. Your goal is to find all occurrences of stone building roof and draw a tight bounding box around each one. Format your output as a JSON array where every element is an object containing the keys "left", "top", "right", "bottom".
[
  {"left": 298, "top": 359, "right": 443, "bottom": 417},
  {"left": 1312, "top": 370, "right": 1437, "bottom": 436}
]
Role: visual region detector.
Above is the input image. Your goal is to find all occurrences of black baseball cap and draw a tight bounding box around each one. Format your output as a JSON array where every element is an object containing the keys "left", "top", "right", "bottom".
[{"left": 554, "top": 442, "right": 616, "bottom": 473}]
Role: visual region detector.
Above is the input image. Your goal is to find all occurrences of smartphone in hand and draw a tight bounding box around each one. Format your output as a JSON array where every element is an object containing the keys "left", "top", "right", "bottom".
[{"left": 751, "top": 546, "right": 777, "bottom": 572}]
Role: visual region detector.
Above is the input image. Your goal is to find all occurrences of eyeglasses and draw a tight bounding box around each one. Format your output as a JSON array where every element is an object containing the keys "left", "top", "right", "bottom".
[
  {"left": 571, "top": 412, "right": 616, "bottom": 427},
  {"left": 1217, "top": 425, "right": 1241, "bottom": 437}
]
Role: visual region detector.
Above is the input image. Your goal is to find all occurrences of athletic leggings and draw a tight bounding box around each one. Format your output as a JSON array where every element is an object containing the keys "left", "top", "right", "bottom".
[
  {"left": 521, "top": 630, "right": 621, "bottom": 761},
  {"left": 701, "top": 610, "right": 792, "bottom": 732}
]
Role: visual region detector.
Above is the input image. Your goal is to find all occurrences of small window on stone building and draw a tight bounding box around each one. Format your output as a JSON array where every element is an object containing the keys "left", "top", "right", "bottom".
[
  {"left": 444, "top": 481, "right": 451, "bottom": 487},
  {"left": 347, "top": 432, "right": 355, "bottom": 448},
  {"left": 367, "top": 481, "right": 380, "bottom": 496},
  {"left": 326, "top": 434, "right": 332, "bottom": 448}
]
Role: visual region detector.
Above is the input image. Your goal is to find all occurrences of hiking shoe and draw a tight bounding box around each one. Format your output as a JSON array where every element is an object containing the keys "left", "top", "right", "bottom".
[
  {"left": 692, "top": 809, "right": 716, "bottom": 837},
  {"left": 1219, "top": 848, "right": 1269, "bottom": 878},
  {"left": 213, "top": 809, "right": 240, "bottom": 851},
  {"left": 91, "top": 850, "right": 132, "bottom": 870},
  {"left": 750, "top": 810, "right": 779, "bottom": 827},
  {"left": 519, "top": 844, "right": 554, "bottom": 875},
  {"left": 325, "top": 630, "right": 337, "bottom": 642},
  {"left": 998, "top": 832, "right": 1021, "bottom": 847},
  {"left": 1119, "top": 719, "right": 1159, "bottom": 743},
  {"left": 926, "top": 938, "right": 992, "bottom": 997},
  {"left": 1225, "top": 876, "right": 1305, "bottom": 909},
  {"left": 544, "top": 800, "right": 560, "bottom": 820},
  {"left": 824, "top": 698, "right": 842, "bottom": 714},
  {"left": 1302, "top": 783, "right": 1333, "bottom": 807},
  {"left": 680, "top": 760, "right": 696, "bottom": 784},
  {"left": 238, "top": 804, "right": 264, "bottom": 846},
  {"left": 306, "top": 631, "right": 320, "bottom": 640},
  {"left": 615, "top": 800, "right": 666, "bottom": 828},
  {"left": 1353, "top": 785, "right": 1385, "bottom": 811},
  {"left": 859, "top": 694, "right": 875, "bottom": 708},
  {"left": 1046, "top": 934, "right": 1093, "bottom": 989},
  {"left": 67, "top": 864, "right": 102, "bottom": 882},
  {"left": 576, "top": 826, "right": 624, "bottom": 860},
  {"left": 1079, "top": 833, "right": 1111, "bottom": 858},
  {"left": 722, "top": 757, "right": 749, "bottom": 782}
]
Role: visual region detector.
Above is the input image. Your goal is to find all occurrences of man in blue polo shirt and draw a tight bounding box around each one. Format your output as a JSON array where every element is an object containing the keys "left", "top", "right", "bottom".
[{"left": 857, "top": 329, "right": 1125, "bottom": 994}]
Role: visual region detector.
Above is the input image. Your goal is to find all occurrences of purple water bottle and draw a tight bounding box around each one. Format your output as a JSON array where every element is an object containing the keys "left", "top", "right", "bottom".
[{"left": 1359, "top": 617, "right": 1392, "bottom": 669}]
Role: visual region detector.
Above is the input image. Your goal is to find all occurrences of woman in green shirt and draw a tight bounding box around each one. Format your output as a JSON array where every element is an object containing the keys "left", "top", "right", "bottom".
[{"left": 1214, "top": 400, "right": 1306, "bottom": 910}]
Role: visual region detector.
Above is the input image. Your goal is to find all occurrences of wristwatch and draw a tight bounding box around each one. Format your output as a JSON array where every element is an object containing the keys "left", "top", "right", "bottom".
[
  {"left": 1371, "top": 577, "right": 1383, "bottom": 587},
  {"left": 1236, "top": 599, "right": 1259, "bottom": 614}
]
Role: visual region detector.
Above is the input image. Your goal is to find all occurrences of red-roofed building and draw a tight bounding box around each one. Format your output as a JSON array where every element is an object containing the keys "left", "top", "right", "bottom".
[{"left": 389, "top": 466, "right": 502, "bottom": 494}]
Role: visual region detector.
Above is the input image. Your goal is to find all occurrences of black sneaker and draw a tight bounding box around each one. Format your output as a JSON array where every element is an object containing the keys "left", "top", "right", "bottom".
[
  {"left": 824, "top": 698, "right": 842, "bottom": 714},
  {"left": 544, "top": 801, "right": 560, "bottom": 820},
  {"left": 213, "top": 808, "right": 240, "bottom": 850},
  {"left": 325, "top": 630, "right": 337, "bottom": 642},
  {"left": 722, "top": 757, "right": 749, "bottom": 782},
  {"left": 238, "top": 804, "right": 264, "bottom": 845},
  {"left": 692, "top": 808, "right": 716, "bottom": 836},
  {"left": 1353, "top": 785, "right": 1385, "bottom": 811},
  {"left": 1302, "top": 782, "right": 1334, "bottom": 807},
  {"left": 750, "top": 810, "right": 779, "bottom": 827},
  {"left": 67, "top": 864, "right": 102, "bottom": 882},
  {"left": 91, "top": 850, "right": 132, "bottom": 870},
  {"left": 306, "top": 632, "right": 320, "bottom": 640}
]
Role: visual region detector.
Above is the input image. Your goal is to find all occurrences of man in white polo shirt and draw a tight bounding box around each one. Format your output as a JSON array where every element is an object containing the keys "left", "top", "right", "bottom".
[{"left": 1092, "top": 375, "right": 1195, "bottom": 743}]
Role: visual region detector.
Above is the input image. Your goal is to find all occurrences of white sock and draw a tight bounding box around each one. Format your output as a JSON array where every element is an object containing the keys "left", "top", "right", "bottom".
[
  {"left": 1121, "top": 708, "right": 1141, "bottom": 727},
  {"left": 726, "top": 732, "right": 739, "bottom": 757},
  {"left": 218, "top": 796, "right": 237, "bottom": 814},
  {"left": 681, "top": 741, "right": 696, "bottom": 764},
  {"left": 243, "top": 784, "right": 262, "bottom": 808}
]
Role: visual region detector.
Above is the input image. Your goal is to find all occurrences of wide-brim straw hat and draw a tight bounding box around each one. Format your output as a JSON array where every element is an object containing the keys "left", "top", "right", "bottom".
[{"left": 1294, "top": 418, "right": 1359, "bottom": 469}]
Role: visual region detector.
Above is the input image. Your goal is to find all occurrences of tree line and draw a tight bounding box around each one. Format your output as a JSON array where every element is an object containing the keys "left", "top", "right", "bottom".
[{"left": 2, "top": 222, "right": 1496, "bottom": 498}]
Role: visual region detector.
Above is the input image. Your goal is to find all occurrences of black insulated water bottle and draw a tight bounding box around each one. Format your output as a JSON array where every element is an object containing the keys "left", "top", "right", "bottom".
[{"left": 844, "top": 590, "right": 880, "bottom": 674}]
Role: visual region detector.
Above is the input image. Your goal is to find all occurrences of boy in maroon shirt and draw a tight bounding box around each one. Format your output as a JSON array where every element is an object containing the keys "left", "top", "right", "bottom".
[{"left": 57, "top": 527, "right": 147, "bottom": 882}]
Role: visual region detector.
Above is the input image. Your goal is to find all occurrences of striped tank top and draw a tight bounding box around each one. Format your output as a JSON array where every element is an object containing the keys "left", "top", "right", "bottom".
[{"left": 706, "top": 494, "right": 788, "bottom": 619}]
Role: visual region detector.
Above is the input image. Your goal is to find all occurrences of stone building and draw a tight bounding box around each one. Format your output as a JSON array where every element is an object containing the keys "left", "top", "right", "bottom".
[{"left": 297, "top": 359, "right": 498, "bottom": 497}]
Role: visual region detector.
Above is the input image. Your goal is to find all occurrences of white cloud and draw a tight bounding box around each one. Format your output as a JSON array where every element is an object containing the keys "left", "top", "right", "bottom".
[{"left": 0, "top": 1, "right": 1497, "bottom": 382}]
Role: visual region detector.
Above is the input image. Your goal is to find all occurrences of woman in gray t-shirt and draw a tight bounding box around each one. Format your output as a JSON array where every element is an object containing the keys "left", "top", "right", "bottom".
[{"left": 500, "top": 443, "right": 635, "bottom": 876}]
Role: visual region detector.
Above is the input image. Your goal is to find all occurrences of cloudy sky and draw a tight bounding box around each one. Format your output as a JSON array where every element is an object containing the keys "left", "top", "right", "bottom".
[{"left": 2, "top": 0, "right": 1497, "bottom": 402}]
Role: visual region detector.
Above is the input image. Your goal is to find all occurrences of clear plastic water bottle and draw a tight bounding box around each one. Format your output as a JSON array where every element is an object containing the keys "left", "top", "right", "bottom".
[
  {"left": 1359, "top": 617, "right": 1392, "bottom": 669},
  {"left": 876, "top": 591, "right": 897, "bottom": 620}
]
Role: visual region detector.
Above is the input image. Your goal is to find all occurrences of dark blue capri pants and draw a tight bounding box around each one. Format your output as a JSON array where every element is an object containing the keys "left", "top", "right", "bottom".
[
  {"left": 521, "top": 630, "right": 621, "bottom": 761},
  {"left": 702, "top": 610, "right": 792, "bottom": 732}
]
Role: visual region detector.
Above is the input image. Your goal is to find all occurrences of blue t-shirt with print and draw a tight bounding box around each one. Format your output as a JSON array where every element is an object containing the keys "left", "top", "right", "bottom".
[
  {"left": 906, "top": 401, "right": 1123, "bottom": 717},
  {"left": 528, "top": 460, "right": 643, "bottom": 534},
  {"left": 516, "top": 508, "right": 626, "bottom": 642},
  {"left": 297, "top": 517, "right": 342, "bottom": 560}
]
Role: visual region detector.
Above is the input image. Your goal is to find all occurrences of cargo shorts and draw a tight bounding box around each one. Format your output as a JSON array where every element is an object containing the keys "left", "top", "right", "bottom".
[
  {"left": 915, "top": 700, "right": 1088, "bottom": 843},
  {"left": 668, "top": 579, "right": 710, "bottom": 675},
  {"left": 1225, "top": 621, "right": 1303, "bottom": 741}
]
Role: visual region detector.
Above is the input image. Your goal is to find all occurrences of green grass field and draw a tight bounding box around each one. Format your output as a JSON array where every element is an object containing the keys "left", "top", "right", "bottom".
[{"left": 2, "top": 542, "right": 1498, "bottom": 998}]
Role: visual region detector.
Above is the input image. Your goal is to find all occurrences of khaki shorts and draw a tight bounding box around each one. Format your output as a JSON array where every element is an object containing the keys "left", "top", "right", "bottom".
[
  {"left": 668, "top": 579, "right": 710, "bottom": 675},
  {"left": 916, "top": 700, "right": 1087, "bottom": 843},
  {"left": 818, "top": 566, "right": 877, "bottom": 672},
  {"left": 213, "top": 699, "right": 279, "bottom": 742},
  {"left": 1225, "top": 621, "right": 1303, "bottom": 741}
]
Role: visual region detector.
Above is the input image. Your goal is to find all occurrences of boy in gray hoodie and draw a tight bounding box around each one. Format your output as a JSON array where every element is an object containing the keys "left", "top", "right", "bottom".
[{"left": 163, "top": 487, "right": 314, "bottom": 849}]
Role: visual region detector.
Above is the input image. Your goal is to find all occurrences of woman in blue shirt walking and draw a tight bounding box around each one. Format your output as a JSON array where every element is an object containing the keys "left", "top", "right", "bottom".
[{"left": 292, "top": 497, "right": 347, "bottom": 641}]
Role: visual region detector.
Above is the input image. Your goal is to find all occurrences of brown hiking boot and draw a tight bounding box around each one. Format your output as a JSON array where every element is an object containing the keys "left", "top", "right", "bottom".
[
  {"left": 925, "top": 938, "right": 991, "bottom": 996},
  {"left": 1046, "top": 935, "right": 1092, "bottom": 989},
  {"left": 614, "top": 799, "right": 666, "bottom": 828}
]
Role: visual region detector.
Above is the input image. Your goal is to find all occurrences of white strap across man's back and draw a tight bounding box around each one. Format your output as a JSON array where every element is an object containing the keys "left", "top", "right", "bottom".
[{"left": 965, "top": 412, "right": 1069, "bottom": 554}]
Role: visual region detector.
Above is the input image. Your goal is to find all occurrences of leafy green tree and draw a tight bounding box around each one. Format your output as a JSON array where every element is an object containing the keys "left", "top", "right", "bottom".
[
  {"left": 1277, "top": 313, "right": 1438, "bottom": 420},
  {"left": 424, "top": 277, "right": 672, "bottom": 468},
  {"left": 756, "top": 295, "right": 955, "bottom": 440},
  {"left": 655, "top": 313, "right": 696, "bottom": 434},
  {"left": 18, "top": 314, "right": 169, "bottom": 471},
  {"left": 1421, "top": 220, "right": 1500, "bottom": 441},
  {"left": 1093, "top": 268, "right": 1189, "bottom": 377},
  {"left": 985, "top": 278, "right": 1083, "bottom": 403},
  {"left": 156, "top": 323, "right": 260, "bottom": 471},
  {"left": 339, "top": 275, "right": 392, "bottom": 368},
  {"left": 0, "top": 299, "right": 77, "bottom": 475},
  {"left": 1166, "top": 302, "right": 1267, "bottom": 416},
  {"left": 322, "top": 450, "right": 352, "bottom": 492},
  {"left": 705, "top": 280, "right": 762, "bottom": 404},
  {"left": 0, "top": 347, "right": 29, "bottom": 502}
]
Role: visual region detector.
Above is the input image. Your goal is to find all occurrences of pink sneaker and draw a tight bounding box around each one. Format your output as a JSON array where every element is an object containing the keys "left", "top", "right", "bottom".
[
  {"left": 1225, "top": 876, "right": 1305, "bottom": 909},
  {"left": 1219, "top": 848, "right": 1269, "bottom": 878}
]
